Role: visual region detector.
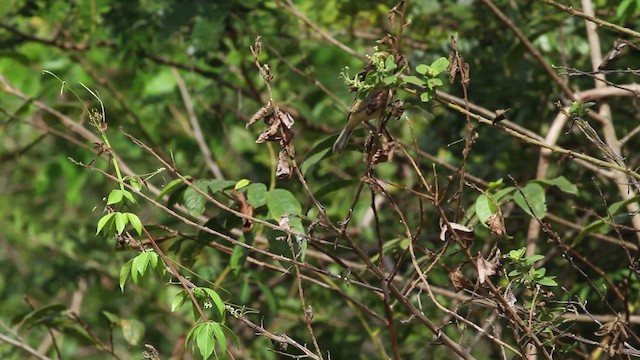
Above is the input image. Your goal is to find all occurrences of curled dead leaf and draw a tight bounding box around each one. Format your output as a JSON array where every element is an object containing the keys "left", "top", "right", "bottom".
[
  {"left": 439, "top": 218, "right": 475, "bottom": 242},
  {"left": 448, "top": 267, "right": 468, "bottom": 292},
  {"left": 476, "top": 250, "right": 501, "bottom": 284},
  {"left": 276, "top": 149, "right": 292, "bottom": 180},
  {"left": 237, "top": 193, "right": 254, "bottom": 232},
  {"left": 485, "top": 212, "right": 505, "bottom": 235},
  {"left": 255, "top": 117, "right": 280, "bottom": 143},
  {"left": 247, "top": 101, "right": 272, "bottom": 128}
]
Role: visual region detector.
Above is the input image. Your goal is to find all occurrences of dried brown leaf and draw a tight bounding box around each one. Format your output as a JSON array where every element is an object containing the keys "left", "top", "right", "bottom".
[
  {"left": 276, "top": 149, "right": 292, "bottom": 180},
  {"left": 255, "top": 117, "right": 280, "bottom": 143},
  {"left": 448, "top": 267, "right": 467, "bottom": 292},
  {"left": 485, "top": 212, "right": 505, "bottom": 235},
  {"left": 476, "top": 253, "right": 500, "bottom": 284},
  {"left": 439, "top": 219, "right": 475, "bottom": 242},
  {"left": 237, "top": 193, "right": 254, "bottom": 232},
  {"left": 492, "top": 108, "right": 509, "bottom": 124},
  {"left": 247, "top": 101, "right": 272, "bottom": 128},
  {"left": 598, "top": 39, "right": 628, "bottom": 70}
]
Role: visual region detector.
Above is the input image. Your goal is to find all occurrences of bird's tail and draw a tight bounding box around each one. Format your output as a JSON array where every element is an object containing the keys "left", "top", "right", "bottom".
[{"left": 332, "top": 126, "right": 355, "bottom": 154}]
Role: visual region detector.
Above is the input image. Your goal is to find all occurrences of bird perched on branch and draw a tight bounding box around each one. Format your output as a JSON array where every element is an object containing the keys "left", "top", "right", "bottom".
[
  {"left": 332, "top": 51, "right": 397, "bottom": 154},
  {"left": 332, "top": 88, "right": 390, "bottom": 153}
]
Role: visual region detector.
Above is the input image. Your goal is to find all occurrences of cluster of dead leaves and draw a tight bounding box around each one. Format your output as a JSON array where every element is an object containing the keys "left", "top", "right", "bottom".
[{"left": 247, "top": 101, "right": 295, "bottom": 180}]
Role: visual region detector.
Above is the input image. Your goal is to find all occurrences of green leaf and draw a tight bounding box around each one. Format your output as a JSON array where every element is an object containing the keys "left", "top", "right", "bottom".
[
  {"left": 256, "top": 281, "right": 278, "bottom": 313},
  {"left": 475, "top": 194, "right": 498, "bottom": 226},
  {"left": 608, "top": 195, "right": 640, "bottom": 215},
  {"left": 493, "top": 186, "right": 516, "bottom": 201},
  {"left": 487, "top": 178, "right": 504, "bottom": 189},
  {"left": 201, "top": 288, "right": 225, "bottom": 321},
  {"left": 127, "top": 177, "right": 143, "bottom": 191},
  {"left": 246, "top": 183, "right": 268, "bottom": 207},
  {"left": 120, "top": 259, "right": 133, "bottom": 292},
  {"left": 107, "top": 189, "right": 124, "bottom": 205},
  {"left": 122, "top": 190, "right": 136, "bottom": 204},
  {"left": 301, "top": 136, "right": 334, "bottom": 175},
  {"left": 385, "top": 54, "right": 397, "bottom": 71},
  {"left": 537, "top": 277, "right": 558, "bottom": 287},
  {"left": 430, "top": 57, "right": 450, "bottom": 75},
  {"left": 96, "top": 212, "right": 115, "bottom": 235},
  {"left": 114, "top": 212, "right": 127, "bottom": 234},
  {"left": 402, "top": 75, "right": 425, "bottom": 86},
  {"left": 266, "top": 189, "right": 302, "bottom": 220},
  {"left": 420, "top": 91, "right": 432, "bottom": 102},
  {"left": 210, "top": 322, "right": 227, "bottom": 355},
  {"left": 536, "top": 176, "right": 578, "bottom": 195},
  {"left": 513, "top": 183, "right": 546, "bottom": 219},
  {"left": 148, "top": 251, "right": 159, "bottom": 269},
  {"left": 126, "top": 213, "right": 142, "bottom": 236},
  {"left": 196, "top": 322, "right": 216, "bottom": 360},
  {"left": 206, "top": 179, "right": 237, "bottom": 194},
  {"left": 230, "top": 244, "right": 246, "bottom": 275},
  {"left": 102, "top": 311, "right": 120, "bottom": 324},
  {"left": 184, "top": 180, "right": 208, "bottom": 216},
  {"left": 525, "top": 254, "right": 545, "bottom": 265},
  {"left": 157, "top": 178, "right": 187, "bottom": 200},
  {"left": 21, "top": 304, "right": 67, "bottom": 329},
  {"left": 314, "top": 179, "right": 359, "bottom": 199},
  {"left": 131, "top": 252, "right": 151, "bottom": 284},
  {"left": 234, "top": 179, "right": 250, "bottom": 190},
  {"left": 574, "top": 218, "right": 610, "bottom": 244},
  {"left": 617, "top": 0, "right": 634, "bottom": 18},
  {"left": 121, "top": 319, "right": 145, "bottom": 346},
  {"left": 427, "top": 78, "right": 443, "bottom": 90},
  {"left": 507, "top": 248, "right": 526, "bottom": 260},
  {"left": 415, "top": 64, "right": 430, "bottom": 75},
  {"left": 172, "top": 291, "right": 188, "bottom": 312}
]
